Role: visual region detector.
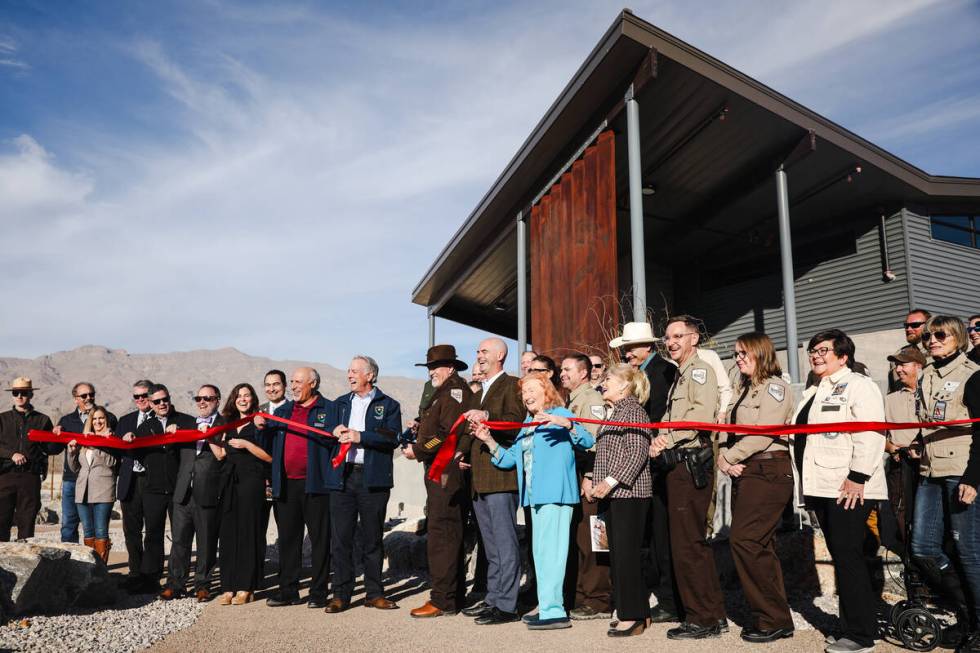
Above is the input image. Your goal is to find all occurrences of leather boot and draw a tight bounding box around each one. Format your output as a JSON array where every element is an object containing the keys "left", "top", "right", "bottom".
[
  {"left": 94, "top": 538, "right": 111, "bottom": 564},
  {"left": 84, "top": 537, "right": 96, "bottom": 550}
]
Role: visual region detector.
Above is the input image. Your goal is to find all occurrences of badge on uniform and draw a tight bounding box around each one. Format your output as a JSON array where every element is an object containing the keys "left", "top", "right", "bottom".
[
  {"left": 767, "top": 384, "right": 785, "bottom": 402},
  {"left": 831, "top": 383, "right": 848, "bottom": 396},
  {"left": 943, "top": 381, "right": 961, "bottom": 393},
  {"left": 315, "top": 412, "right": 326, "bottom": 427},
  {"left": 692, "top": 368, "right": 707, "bottom": 385},
  {"left": 590, "top": 405, "right": 605, "bottom": 419},
  {"left": 374, "top": 406, "right": 385, "bottom": 420},
  {"left": 450, "top": 388, "right": 463, "bottom": 403},
  {"left": 933, "top": 401, "right": 947, "bottom": 421}
]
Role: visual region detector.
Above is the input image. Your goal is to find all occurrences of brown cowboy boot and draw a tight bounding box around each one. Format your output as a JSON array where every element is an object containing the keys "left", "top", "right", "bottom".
[
  {"left": 94, "top": 538, "right": 111, "bottom": 564},
  {"left": 84, "top": 537, "right": 96, "bottom": 551}
]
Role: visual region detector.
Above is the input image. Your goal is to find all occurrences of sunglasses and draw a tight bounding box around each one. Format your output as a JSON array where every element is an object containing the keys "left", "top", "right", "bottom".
[
  {"left": 592, "top": 363, "right": 604, "bottom": 369},
  {"left": 968, "top": 325, "right": 980, "bottom": 334},
  {"left": 11, "top": 390, "right": 32, "bottom": 398},
  {"left": 193, "top": 395, "right": 218, "bottom": 403},
  {"left": 74, "top": 392, "right": 95, "bottom": 400},
  {"left": 528, "top": 368, "right": 551, "bottom": 374},
  {"left": 903, "top": 321, "right": 926, "bottom": 329},
  {"left": 921, "top": 331, "right": 948, "bottom": 342},
  {"left": 151, "top": 397, "right": 171, "bottom": 405},
  {"left": 133, "top": 393, "right": 149, "bottom": 400}
]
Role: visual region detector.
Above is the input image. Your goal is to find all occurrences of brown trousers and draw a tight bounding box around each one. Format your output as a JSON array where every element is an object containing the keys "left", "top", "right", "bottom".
[
  {"left": 0, "top": 471, "right": 41, "bottom": 541},
  {"left": 666, "top": 462, "right": 725, "bottom": 626},
  {"left": 425, "top": 472, "right": 466, "bottom": 611},
  {"left": 730, "top": 456, "right": 794, "bottom": 631},
  {"left": 573, "top": 491, "right": 611, "bottom": 611}
]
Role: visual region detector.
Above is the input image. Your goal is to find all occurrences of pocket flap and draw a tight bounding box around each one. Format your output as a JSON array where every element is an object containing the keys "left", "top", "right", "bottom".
[{"left": 812, "top": 449, "right": 851, "bottom": 469}]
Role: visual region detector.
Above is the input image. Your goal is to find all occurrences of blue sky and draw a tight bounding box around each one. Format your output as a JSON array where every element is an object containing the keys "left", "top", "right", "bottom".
[{"left": 2, "top": 0, "right": 979, "bottom": 380}]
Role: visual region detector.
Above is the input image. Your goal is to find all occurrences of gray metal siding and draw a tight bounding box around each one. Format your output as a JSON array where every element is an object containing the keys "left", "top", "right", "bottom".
[
  {"left": 691, "top": 211, "right": 911, "bottom": 354},
  {"left": 905, "top": 209, "right": 980, "bottom": 319}
]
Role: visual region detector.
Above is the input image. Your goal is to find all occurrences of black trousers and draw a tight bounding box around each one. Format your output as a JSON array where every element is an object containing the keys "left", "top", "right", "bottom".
[
  {"left": 219, "top": 473, "right": 266, "bottom": 592},
  {"left": 606, "top": 497, "right": 650, "bottom": 622},
  {"left": 649, "top": 471, "right": 682, "bottom": 616},
  {"left": 0, "top": 471, "right": 40, "bottom": 541},
  {"left": 809, "top": 496, "right": 877, "bottom": 648},
  {"left": 168, "top": 493, "right": 220, "bottom": 592},
  {"left": 274, "top": 478, "right": 330, "bottom": 599},
  {"left": 141, "top": 491, "right": 173, "bottom": 581},
  {"left": 330, "top": 466, "right": 390, "bottom": 602},
  {"left": 121, "top": 473, "right": 146, "bottom": 578}
]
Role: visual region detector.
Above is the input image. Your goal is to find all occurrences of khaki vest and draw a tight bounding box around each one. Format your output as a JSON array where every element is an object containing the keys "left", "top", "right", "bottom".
[{"left": 918, "top": 354, "right": 980, "bottom": 478}]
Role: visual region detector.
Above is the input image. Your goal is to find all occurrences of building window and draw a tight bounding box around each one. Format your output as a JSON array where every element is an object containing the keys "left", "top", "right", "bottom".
[{"left": 931, "top": 215, "right": 978, "bottom": 249}]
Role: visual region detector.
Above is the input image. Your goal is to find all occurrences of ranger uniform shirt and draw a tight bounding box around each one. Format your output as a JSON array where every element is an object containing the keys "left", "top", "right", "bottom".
[
  {"left": 918, "top": 353, "right": 980, "bottom": 479},
  {"left": 661, "top": 355, "right": 720, "bottom": 449},
  {"left": 412, "top": 373, "right": 473, "bottom": 465},
  {"left": 885, "top": 386, "right": 920, "bottom": 448},
  {"left": 721, "top": 376, "right": 793, "bottom": 464},
  {"left": 567, "top": 381, "right": 606, "bottom": 475}
]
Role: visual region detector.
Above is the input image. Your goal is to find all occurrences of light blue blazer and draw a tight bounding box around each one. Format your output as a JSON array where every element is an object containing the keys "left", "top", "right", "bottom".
[{"left": 491, "top": 406, "right": 594, "bottom": 507}]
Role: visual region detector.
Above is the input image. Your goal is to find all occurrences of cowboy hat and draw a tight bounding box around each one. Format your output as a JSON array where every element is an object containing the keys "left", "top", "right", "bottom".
[
  {"left": 609, "top": 322, "right": 659, "bottom": 349},
  {"left": 5, "top": 377, "right": 37, "bottom": 392},
  {"left": 415, "top": 344, "right": 468, "bottom": 371}
]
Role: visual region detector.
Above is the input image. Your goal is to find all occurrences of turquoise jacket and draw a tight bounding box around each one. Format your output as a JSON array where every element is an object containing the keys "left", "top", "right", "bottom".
[{"left": 490, "top": 406, "right": 594, "bottom": 507}]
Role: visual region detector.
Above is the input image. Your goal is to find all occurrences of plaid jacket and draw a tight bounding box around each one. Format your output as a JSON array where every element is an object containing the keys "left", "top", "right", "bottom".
[{"left": 592, "top": 395, "right": 652, "bottom": 499}]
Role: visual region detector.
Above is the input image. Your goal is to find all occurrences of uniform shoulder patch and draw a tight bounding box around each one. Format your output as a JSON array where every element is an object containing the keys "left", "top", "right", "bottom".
[
  {"left": 590, "top": 405, "right": 605, "bottom": 419},
  {"left": 691, "top": 368, "right": 707, "bottom": 385},
  {"left": 767, "top": 383, "right": 785, "bottom": 402},
  {"left": 450, "top": 388, "right": 463, "bottom": 403}
]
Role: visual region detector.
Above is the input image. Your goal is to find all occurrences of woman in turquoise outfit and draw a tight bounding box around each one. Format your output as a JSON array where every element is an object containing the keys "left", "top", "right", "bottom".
[{"left": 474, "top": 371, "right": 595, "bottom": 630}]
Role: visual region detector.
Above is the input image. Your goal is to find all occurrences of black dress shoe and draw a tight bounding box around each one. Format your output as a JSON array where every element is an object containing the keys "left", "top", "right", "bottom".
[
  {"left": 666, "top": 622, "right": 722, "bottom": 640},
  {"left": 475, "top": 607, "right": 520, "bottom": 625},
  {"left": 649, "top": 606, "right": 680, "bottom": 623},
  {"left": 740, "top": 626, "right": 794, "bottom": 643},
  {"left": 462, "top": 601, "right": 490, "bottom": 617},
  {"left": 266, "top": 593, "right": 304, "bottom": 607},
  {"left": 307, "top": 595, "right": 328, "bottom": 609}
]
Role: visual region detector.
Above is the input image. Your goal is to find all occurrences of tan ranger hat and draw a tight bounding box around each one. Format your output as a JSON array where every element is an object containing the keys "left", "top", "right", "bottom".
[{"left": 5, "top": 377, "right": 37, "bottom": 392}]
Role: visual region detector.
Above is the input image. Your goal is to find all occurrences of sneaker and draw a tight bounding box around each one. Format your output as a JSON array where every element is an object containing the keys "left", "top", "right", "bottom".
[
  {"left": 649, "top": 605, "right": 680, "bottom": 623},
  {"left": 667, "top": 622, "right": 722, "bottom": 640},
  {"left": 824, "top": 637, "right": 874, "bottom": 653},
  {"left": 719, "top": 618, "right": 729, "bottom": 633},
  {"left": 570, "top": 605, "right": 612, "bottom": 621}
]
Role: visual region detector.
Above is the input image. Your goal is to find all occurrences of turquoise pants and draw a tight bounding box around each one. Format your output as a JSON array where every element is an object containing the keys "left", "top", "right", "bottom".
[{"left": 532, "top": 503, "right": 573, "bottom": 619}]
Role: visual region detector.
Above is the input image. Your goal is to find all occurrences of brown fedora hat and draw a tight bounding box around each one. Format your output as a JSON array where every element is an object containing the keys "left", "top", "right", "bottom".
[
  {"left": 415, "top": 344, "right": 468, "bottom": 371},
  {"left": 5, "top": 376, "right": 37, "bottom": 392}
]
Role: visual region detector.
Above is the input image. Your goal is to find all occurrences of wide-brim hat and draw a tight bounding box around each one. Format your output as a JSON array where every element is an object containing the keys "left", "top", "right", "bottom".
[
  {"left": 887, "top": 346, "right": 927, "bottom": 366},
  {"left": 609, "top": 322, "right": 659, "bottom": 349},
  {"left": 5, "top": 376, "right": 37, "bottom": 392},
  {"left": 415, "top": 344, "right": 468, "bottom": 371}
]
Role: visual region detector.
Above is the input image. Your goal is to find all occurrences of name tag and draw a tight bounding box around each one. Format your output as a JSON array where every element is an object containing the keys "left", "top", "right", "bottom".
[
  {"left": 943, "top": 381, "right": 961, "bottom": 393},
  {"left": 933, "top": 401, "right": 947, "bottom": 420},
  {"left": 823, "top": 395, "right": 847, "bottom": 405},
  {"left": 821, "top": 405, "right": 842, "bottom": 412}
]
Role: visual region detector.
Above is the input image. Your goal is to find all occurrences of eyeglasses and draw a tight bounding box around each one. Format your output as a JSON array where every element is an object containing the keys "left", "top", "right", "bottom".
[
  {"left": 734, "top": 350, "right": 749, "bottom": 360},
  {"left": 74, "top": 392, "right": 95, "bottom": 400},
  {"left": 528, "top": 368, "right": 551, "bottom": 374},
  {"left": 151, "top": 397, "right": 171, "bottom": 405},
  {"left": 11, "top": 390, "right": 31, "bottom": 398},
  {"left": 193, "top": 395, "right": 219, "bottom": 403},
  {"left": 903, "top": 321, "right": 926, "bottom": 330},
  {"left": 921, "top": 331, "right": 948, "bottom": 342},
  {"left": 593, "top": 363, "right": 605, "bottom": 369},
  {"left": 807, "top": 347, "right": 833, "bottom": 358},
  {"left": 663, "top": 332, "right": 697, "bottom": 342},
  {"left": 133, "top": 393, "right": 149, "bottom": 400}
]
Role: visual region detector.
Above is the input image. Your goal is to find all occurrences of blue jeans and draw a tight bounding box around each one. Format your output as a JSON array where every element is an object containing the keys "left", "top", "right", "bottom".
[
  {"left": 76, "top": 502, "right": 113, "bottom": 540},
  {"left": 61, "top": 479, "right": 80, "bottom": 542},
  {"left": 911, "top": 476, "right": 980, "bottom": 620}
]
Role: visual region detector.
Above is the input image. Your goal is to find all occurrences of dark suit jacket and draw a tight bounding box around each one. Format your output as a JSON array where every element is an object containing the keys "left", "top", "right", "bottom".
[
  {"left": 457, "top": 372, "right": 523, "bottom": 495},
  {"left": 326, "top": 388, "right": 401, "bottom": 491},
  {"left": 173, "top": 414, "right": 226, "bottom": 507},
  {"left": 50, "top": 409, "right": 117, "bottom": 481},
  {"left": 135, "top": 409, "right": 197, "bottom": 495},
  {"left": 643, "top": 353, "right": 676, "bottom": 422},
  {"left": 116, "top": 409, "right": 152, "bottom": 501}
]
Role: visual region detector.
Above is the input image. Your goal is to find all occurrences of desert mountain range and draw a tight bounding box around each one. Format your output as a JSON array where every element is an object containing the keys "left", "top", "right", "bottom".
[{"left": 0, "top": 345, "right": 426, "bottom": 426}]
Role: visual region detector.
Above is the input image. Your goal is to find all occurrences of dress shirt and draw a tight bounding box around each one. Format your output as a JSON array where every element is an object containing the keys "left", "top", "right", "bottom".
[
  {"left": 132, "top": 410, "right": 152, "bottom": 473},
  {"left": 481, "top": 370, "right": 505, "bottom": 402},
  {"left": 196, "top": 412, "right": 217, "bottom": 455},
  {"left": 346, "top": 388, "right": 376, "bottom": 465}
]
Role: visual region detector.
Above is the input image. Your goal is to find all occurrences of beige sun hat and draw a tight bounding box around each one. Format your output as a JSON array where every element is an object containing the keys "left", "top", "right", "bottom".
[
  {"left": 5, "top": 377, "right": 37, "bottom": 392},
  {"left": 609, "top": 322, "right": 659, "bottom": 349}
]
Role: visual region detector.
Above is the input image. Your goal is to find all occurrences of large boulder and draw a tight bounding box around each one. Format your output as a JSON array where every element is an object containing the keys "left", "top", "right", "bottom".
[{"left": 0, "top": 541, "right": 116, "bottom": 615}]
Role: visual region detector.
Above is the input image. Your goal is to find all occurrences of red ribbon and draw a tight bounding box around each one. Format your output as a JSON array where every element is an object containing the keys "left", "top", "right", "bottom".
[{"left": 427, "top": 415, "right": 980, "bottom": 483}]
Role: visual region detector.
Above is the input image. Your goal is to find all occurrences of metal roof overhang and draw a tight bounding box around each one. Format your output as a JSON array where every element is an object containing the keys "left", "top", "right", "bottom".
[{"left": 412, "top": 10, "right": 980, "bottom": 340}]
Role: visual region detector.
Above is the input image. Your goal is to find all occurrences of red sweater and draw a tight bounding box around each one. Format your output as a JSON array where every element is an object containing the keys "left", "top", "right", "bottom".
[{"left": 284, "top": 401, "right": 313, "bottom": 480}]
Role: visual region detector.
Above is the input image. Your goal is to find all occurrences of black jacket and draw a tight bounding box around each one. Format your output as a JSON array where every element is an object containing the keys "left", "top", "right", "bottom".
[
  {"left": 116, "top": 409, "right": 154, "bottom": 501},
  {"left": 643, "top": 353, "right": 676, "bottom": 422},
  {"left": 135, "top": 409, "right": 198, "bottom": 495},
  {"left": 0, "top": 406, "right": 53, "bottom": 477},
  {"left": 173, "top": 414, "right": 226, "bottom": 507},
  {"left": 49, "top": 409, "right": 117, "bottom": 482}
]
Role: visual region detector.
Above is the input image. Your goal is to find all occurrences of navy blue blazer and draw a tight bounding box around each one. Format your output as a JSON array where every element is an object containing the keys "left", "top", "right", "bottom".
[
  {"left": 268, "top": 394, "right": 339, "bottom": 498},
  {"left": 326, "top": 388, "right": 401, "bottom": 491}
]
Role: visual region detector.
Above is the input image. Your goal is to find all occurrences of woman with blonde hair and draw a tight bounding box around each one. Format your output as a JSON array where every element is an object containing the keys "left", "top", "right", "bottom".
[
  {"left": 717, "top": 332, "right": 795, "bottom": 643},
  {"left": 474, "top": 372, "right": 594, "bottom": 631},
  {"left": 67, "top": 406, "right": 118, "bottom": 562},
  {"left": 590, "top": 363, "right": 654, "bottom": 637}
]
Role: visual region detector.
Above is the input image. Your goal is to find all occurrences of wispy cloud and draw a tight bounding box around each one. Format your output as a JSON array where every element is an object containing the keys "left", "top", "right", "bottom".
[{"left": 0, "top": 35, "right": 29, "bottom": 70}]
